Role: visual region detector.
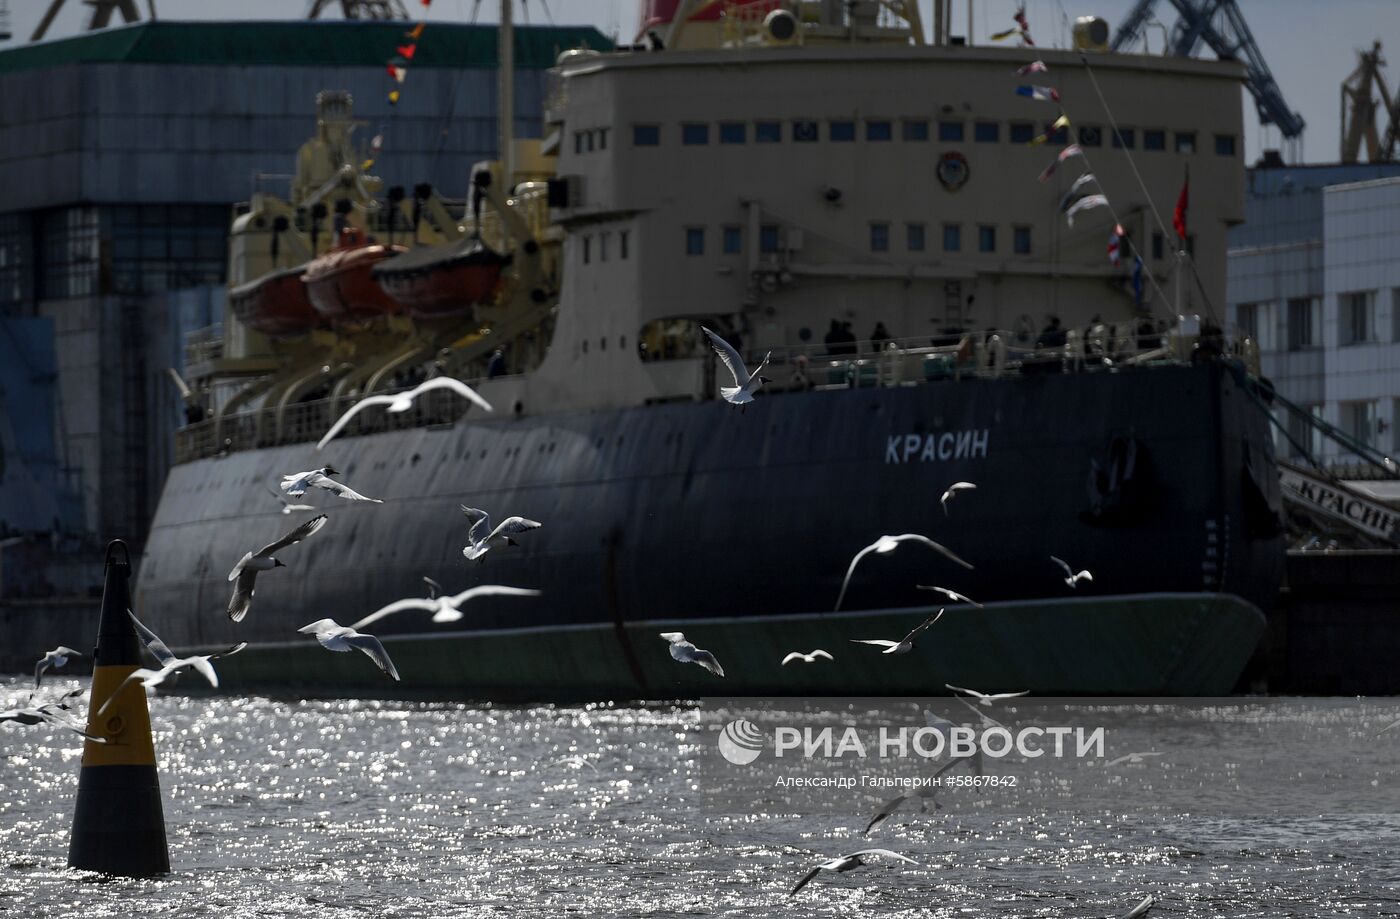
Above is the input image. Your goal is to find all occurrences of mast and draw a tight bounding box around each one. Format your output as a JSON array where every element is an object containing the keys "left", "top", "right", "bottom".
[{"left": 499, "top": 0, "right": 514, "bottom": 185}]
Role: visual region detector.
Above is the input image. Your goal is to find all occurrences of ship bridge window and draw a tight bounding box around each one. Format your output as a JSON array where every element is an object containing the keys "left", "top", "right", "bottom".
[
  {"left": 685, "top": 227, "right": 705, "bottom": 255},
  {"left": 870, "top": 222, "right": 890, "bottom": 252},
  {"left": 866, "top": 120, "right": 892, "bottom": 141},
  {"left": 830, "top": 120, "right": 856, "bottom": 141},
  {"left": 1078, "top": 125, "right": 1103, "bottom": 147},
  {"left": 756, "top": 121, "right": 782, "bottom": 143},
  {"left": 903, "top": 119, "right": 929, "bottom": 141},
  {"left": 1144, "top": 129, "right": 1166, "bottom": 151},
  {"left": 793, "top": 120, "right": 819, "bottom": 143},
  {"left": 978, "top": 225, "right": 996, "bottom": 253},
  {"left": 682, "top": 123, "right": 710, "bottom": 145},
  {"left": 760, "top": 224, "right": 781, "bottom": 253},
  {"left": 720, "top": 122, "right": 747, "bottom": 144},
  {"left": 938, "top": 120, "right": 964, "bottom": 142},
  {"left": 633, "top": 124, "right": 660, "bottom": 146},
  {"left": 1215, "top": 134, "right": 1237, "bottom": 156},
  {"left": 723, "top": 226, "right": 742, "bottom": 254},
  {"left": 1043, "top": 120, "right": 1068, "bottom": 145},
  {"left": 1112, "top": 127, "right": 1136, "bottom": 149},
  {"left": 974, "top": 121, "right": 999, "bottom": 143},
  {"left": 943, "top": 224, "right": 962, "bottom": 252},
  {"left": 1009, "top": 121, "right": 1035, "bottom": 144},
  {"left": 1175, "top": 132, "right": 1197, "bottom": 154},
  {"left": 1013, "top": 225, "right": 1032, "bottom": 255},
  {"left": 906, "top": 222, "right": 925, "bottom": 251}
]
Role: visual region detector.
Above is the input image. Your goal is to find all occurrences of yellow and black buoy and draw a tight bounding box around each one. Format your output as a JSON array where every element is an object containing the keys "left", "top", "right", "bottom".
[{"left": 67, "top": 539, "right": 170, "bottom": 876}]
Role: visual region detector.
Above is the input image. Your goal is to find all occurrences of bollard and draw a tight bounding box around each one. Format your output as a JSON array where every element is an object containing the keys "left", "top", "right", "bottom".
[{"left": 67, "top": 539, "right": 170, "bottom": 876}]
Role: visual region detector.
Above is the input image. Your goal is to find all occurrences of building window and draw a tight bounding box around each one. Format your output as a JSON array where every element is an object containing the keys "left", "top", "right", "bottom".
[
  {"left": 40, "top": 206, "right": 103, "bottom": 299},
  {"left": 938, "top": 120, "right": 964, "bottom": 142},
  {"left": 1175, "top": 132, "right": 1197, "bottom": 154},
  {"left": 1287, "top": 404, "right": 1324, "bottom": 458},
  {"left": 108, "top": 204, "right": 228, "bottom": 295},
  {"left": 598, "top": 128, "right": 609, "bottom": 150},
  {"left": 1009, "top": 121, "right": 1035, "bottom": 144},
  {"left": 1287, "top": 297, "right": 1318, "bottom": 351},
  {"left": 1078, "top": 125, "right": 1103, "bottom": 147},
  {"left": 1013, "top": 225, "right": 1031, "bottom": 254},
  {"left": 942, "top": 223, "right": 961, "bottom": 252},
  {"left": 866, "top": 120, "right": 893, "bottom": 141},
  {"left": 685, "top": 227, "right": 705, "bottom": 255},
  {"left": 620, "top": 230, "right": 629, "bottom": 259},
  {"left": 1215, "top": 134, "right": 1236, "bottom": 156},
  {"left": 977, "top": 225, "right": 996, "bottom": 253},
  {"left": 722, "top": 225, "right": 742, "bottom": 254},
  {"left": 599, "top": 231, "right": 609, "bottom": 261},
  {"left": 1235, "top": 303, "right": 1258, "bottom": 341},
  {"left": 719, "top": 122, "right": 746, "bottom": 144},
  {"left": 974, "top": 121, "right": 999, "bottom": 143},
  {"left": 682, "top": 123, "right": 709, "bottom": 145},
  {"left": 756, "top": 121, "right": 782, "bottom": 143},
  {"left": 582, "top": 235, "right": 591, "bottom": 264},
  {"left": 903, "top": 119, "right": 930, "bottom": 141},
  {"left": 793, "top": 120, "right": 819, "bottom": 142},
  {"left": 1112, "top": 127, "right": 1136, "bottom": 149},
  {"left": 1143, "top": 129, "right": 1166, "bottom": 151},
  {"left": 870, "top": 222, "right": 890, "bottom": 252},
  {"left": 1341, "top": 290, "right": 1374, "bottom": 344},
  {"left": 1151, "top": 232, "right": 1164, "bottom": 260},
  {"left": 573, "top": 132, "right": 584, "bottom": 154},
  {"left": 1044, "top": 121, "right": 1068, "bottom": 145},
  {"left": 0, "top": 214, "right": 33, "bottom": 307},
  {"left": 760, "top": 224, "right": 780, "bottom": 253},
  {"left": 1343, "top": 400, "right": 1377, "bottom": 448},
  {"left": 632, "top": 124, "right": 660, "bottom": 146},
  {"left": 586, "top": 131, "right": 596, "bottom": 152},
  {"left": 906, "top": 222, "right": 925, "bottom": 252},
  {"left": 830, "top": 120, "right": 856, "bottom": 141}
]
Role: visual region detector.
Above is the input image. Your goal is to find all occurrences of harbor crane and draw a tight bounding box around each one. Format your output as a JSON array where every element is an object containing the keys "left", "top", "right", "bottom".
[{"left": 1340, "top": 41, "right": 1399, "bottom": 164}]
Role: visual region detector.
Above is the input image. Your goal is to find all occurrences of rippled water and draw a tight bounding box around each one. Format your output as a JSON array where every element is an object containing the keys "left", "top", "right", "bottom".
[{"left": 3, "top": 679, "right": 1399, "bottom": 918}]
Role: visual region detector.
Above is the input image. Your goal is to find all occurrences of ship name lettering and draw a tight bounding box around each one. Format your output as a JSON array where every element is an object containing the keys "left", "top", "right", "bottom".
[{"left": 885, "top": 428, "right": 990, "bottom": 464}]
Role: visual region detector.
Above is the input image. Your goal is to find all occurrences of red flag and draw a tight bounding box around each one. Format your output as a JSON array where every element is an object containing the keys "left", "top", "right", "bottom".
[
  {"left": 397, "top": 44, "right": 417, "bottom": 60},
  {"left": 1173, "top": 169, "right": 1189, "bottom": 240}
]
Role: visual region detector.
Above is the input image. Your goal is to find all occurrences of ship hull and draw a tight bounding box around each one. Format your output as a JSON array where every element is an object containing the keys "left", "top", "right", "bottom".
[{"left": 135, "top": 360, "right": 1285, "bottom": 697}]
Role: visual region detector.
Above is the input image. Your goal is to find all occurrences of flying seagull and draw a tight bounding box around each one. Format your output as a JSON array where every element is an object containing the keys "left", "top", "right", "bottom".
[
  {"left": 461, "top": 506, "right": 542, "bottom": 561},
  {"left": 1104, "top": 751, "right": 1165, "bottom": 768},
  {"left": 317, "top": 376, "right": 493, "bottom": 450},
  {"left": 945, "top": 684, "right": 1029, "bottom": 706},
  {"left": 298, "top": 619, "right": 401, "bottom": 681},
  {"left": 96, "top": 642, "right": 249, "bottom": 716},
  {"left": 544, "top": 755, "right": 600, "bottom": 772},
  {"left": 351, "top": 583, "right": 543, "bottom": 629},
  {"left": 701, "top": 326, "right": 771, "bottom": 409},
  {"left": 660, "top": 632, "right": 724, "bottom": 676},
  {"left": 939, "top": 481, "right": 976, "bottom": 514},
  {"left": 1378, "top": 717, "right": 1400, "bottom": 736},
  {"left": 790, "top": 848, "right": 919, "bottom": 895},
  {"left": 227, "top": 514, "right": 329, "bottom": 622},
  {"left": 267, "top": 485, "right": 316, "bottom": 514},
  {"left": 1, "top": 689, "right": 107, "bottom": 743},
  {"left": 835, "top": 534, "right": 973, "bottom": 611},
  {"left": 1051, "top": 555, "right": 1092, "bottom": 587},
  {"left": 917, "top": 585, "right": 983, "bottom": 607},
  {"left": 281, "top": 467, "right": 382, "bottom": 503},
  {"left": 851, "top": 609, "right": 944, "bottom": 655},
  {"left": 863, "top": 787, "right": 942, "bottom": 836},
  {"left": 1121, "top": 894, "right": 1156, "bottom": 918},
  {"left": 33, "top": 646, "right": 83, "bottom": 693},
  {"left": 782, "top": 649, "right": 834, "bottom": 666}
]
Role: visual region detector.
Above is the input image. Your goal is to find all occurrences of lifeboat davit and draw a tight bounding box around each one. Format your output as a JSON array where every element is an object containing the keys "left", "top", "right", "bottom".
[
  {"left": 371, "top": 236, "right": 511, "bottom": 320},
  {"left": 228, "top": 264, "right": 321, "bottom": 338},
  {"left": 302, "top": 228, "right": 408, "bottom": 326}
]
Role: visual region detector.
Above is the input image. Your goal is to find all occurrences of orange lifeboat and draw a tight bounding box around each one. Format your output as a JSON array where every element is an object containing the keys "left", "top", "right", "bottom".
[
  {"left": 371, "top": 236, "right": 511, "bottom": 320},
  {"left": 302, "top": 228, "right": 408, "bottom": 326},
  {"left": 228, "top": 264, "right": 321, "bottom": 338}
]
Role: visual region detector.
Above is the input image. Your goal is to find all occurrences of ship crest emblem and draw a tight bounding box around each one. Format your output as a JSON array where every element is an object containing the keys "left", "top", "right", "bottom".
[{"left": 937, "top": 151, "right": 970, "bottom": 191}]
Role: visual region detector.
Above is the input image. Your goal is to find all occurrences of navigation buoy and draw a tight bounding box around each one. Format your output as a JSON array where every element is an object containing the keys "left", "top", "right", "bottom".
[{"left": 67, "top": 540, "right": 170, "bottom": 876}]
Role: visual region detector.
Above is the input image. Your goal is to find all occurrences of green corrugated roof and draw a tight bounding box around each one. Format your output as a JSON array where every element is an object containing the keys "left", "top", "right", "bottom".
[{"left": 0, "top": 20, "right": 612, "bottom": 74}]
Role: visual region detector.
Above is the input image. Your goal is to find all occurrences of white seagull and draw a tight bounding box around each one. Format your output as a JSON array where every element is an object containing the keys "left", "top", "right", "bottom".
[
  {"left": 1121, "top": 894, "right": 1157, "bottom": 918},
  {"left": 939, "top": 481, "right": 976, "bottom": 514},
  {"left": 96, "top": 642, "right": 249, "bottom": 716},
  {"left": 1051, "top": 555, "right": 1093, "bottom": 588},
  {"left": 863, "top": 787, "right": 942, "bottom": 836},
  {"left": 227, "top": 514, "right": 329, "bottom": 622},
  {"left": 781, "top": 649, "right": 834, "bottom": 666},
  {"left": 917, "top": 585, "right": 983, "bottom": 607},
  {"left": 701, "top": 326, "right": 771, "bottom": 409},
  {"left": 1377, "top": 717, "right": 1400, "bottom": 736},
  {"left": 351, "top": 583, "right": 543, "bottom": 629},
  {"left": 790, "top": 848, "right": 919, "bottom": 895},
  {"left": 33, "top": 646, "right": 83, "bottom": 692},
  {"left": 850, "top": 609, "right": 944, "bottom": 655},
  {"left": 281, "top": 467, "right": 382, "bottom": 503},
  {"left": 298, "top": 619, "right": 401, "bottom": 681},
  {"left": 317, "top": 376, "right": 493, "bottom": 450},
  {"left": 945, "top": 683, "right": 1029, "bottom": 706},
  {"left": 461, "top": 506, "right": 542, "bottom": 561},
  {"left": 1104, "top": 751, "right": 1165, "bottom": 768},
  {"left": 544, "top": 755, "right": 600, "bottom": 772},
  {"left": 835, "top": 534, "right": 973, "bottom": 611},
  {"left": 1, "top": 689, "right": 106, "bottom": 743},
  {"left": 660, "top": 632, "right": 724, "bottom": 676},
  {"left": 267, "top": 486, "right": 316, "bottom": 514}
]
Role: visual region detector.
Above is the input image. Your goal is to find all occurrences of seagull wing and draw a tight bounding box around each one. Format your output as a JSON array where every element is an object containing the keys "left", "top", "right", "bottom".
[
  {"left": 228, "top": 568, "right": 258, "bottom": 622},
  {"left": 701, "top": 326, "right": 749, "bottom": 387},
  {"left": 96, "top": 668, "right": 166, "bottom": 717},
  {"left": 789, "top": 866, "right": 825, "bottom": 896},
  {"left": 893, "top": 534, "right": 974, "bottom": 570},
  {"left": 227, "top": 551, "right": 253, "bottom": 582},
  {"left": 343, "top": 632, "right": 401, "bottom": 681},
  {"left": 461, "top": 506, "right": 492, "bottom": 545},
  {"left": 350, "top": 598, "right": 437, "bottom": 630},
  {"left": 781, "top": 652, "right": 803, "bottom": 665},
  {"left": 844, "top": 848, "right": 919, "bottom": 865},
  {"left": 689, "top": 649, "right": 725, "bottom": 677},
  {"left": 316, "top": 394, "right": 395, "bottom": 451},
  {"left": 410, "top": 376, "right": 494, "bottom": 413},
  {"left": 989, "top": 691, "right": 1030, "bottom": 701},
  {"left": 495, "top": 516, "right": 543, "bottom": 538},
  {"left": 810, "top": 649, "right": 833, "bottom": 661},
  {"left": 210, "top": 642, "right": 249, "bottom": 660},
  {"left": 863, "top": 793, "right": 910, "bottom": 836},
  {"left": 918, "top": 585, "right": 982, "bottom": 607},
  {"left": 255, "top": 513, "right": 329, "bottom": 557},
  {"left": 902, "top": 609, "right": 945, "bottom": 642},
  {"left": 850, "top": 639, "right": 900, "bottom": 649},
  {"left": 746, "top": 350, "right": 772, "bottom": 385},
  {"left": 319, "top": 478, "right": 383, "bottom": 503},
  {"left": 834, "top": 541, "right": 879, "bottom": 612},
  {"left": 447, "top": 585, "right": 544, "bottom": 606},
  {"left": 1050, "top": 556, "right": 1073, "bottom": 578},
  {"left": 128, "top": 610, "right": 178, "bottom": 667},
  {"left": 422, "top": 576, "right": 443, "bottom": 600},
  {"left": 945, "top": 683, "right": 989, "bottom": 700},
  {"left": 1120, "top": 894, "right": 1156, "bottom": 919}
]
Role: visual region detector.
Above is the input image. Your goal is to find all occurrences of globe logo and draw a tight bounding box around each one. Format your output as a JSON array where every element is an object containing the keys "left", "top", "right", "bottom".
[{"left": 717, "top": 719, "right": 764, "bottom": 765}]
